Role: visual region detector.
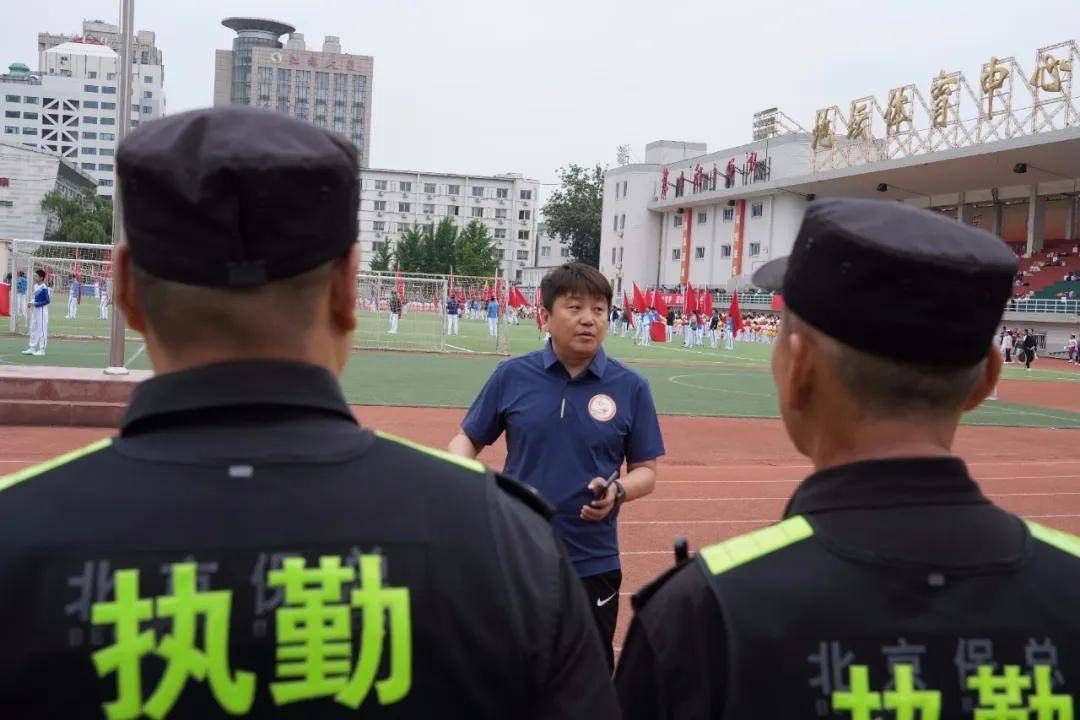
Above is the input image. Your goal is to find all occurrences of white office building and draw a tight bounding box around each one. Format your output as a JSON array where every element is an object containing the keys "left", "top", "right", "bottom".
[
  {"left": 359, "top": 168, "right": 539, "bottom": 279},
  {"left": 520, "top": 223, "right": 570, "bottom": 288},
  {"left": 0, "top": 141, "right": 97, "bottom": 242},
  {"left": 1, "top": 36, "right": 165, "bottom": 198}
]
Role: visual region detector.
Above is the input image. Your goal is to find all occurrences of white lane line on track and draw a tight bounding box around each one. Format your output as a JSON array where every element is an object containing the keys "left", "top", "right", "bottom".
[{"left": 639, "top": 492, "right": 1080, "bottom": 502}]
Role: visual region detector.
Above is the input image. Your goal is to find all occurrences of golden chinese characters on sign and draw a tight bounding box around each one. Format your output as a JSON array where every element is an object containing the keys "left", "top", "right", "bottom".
[
  {"left": 847, "top": 101, "right": 871, "bottom": 140},
  {"left": 930, "top": 70, "right": 959, "bottom": 129},
  {"left": 981, "top": 56, "right": 1010, "bottom": 117},
  {"left": 812, "top": 109, "right": 834, "bottom": 150},
  {"left": 883, "top": 87, "right": 912, "bottom": 136},
  {"left": 1031, "top": 54, "right": 1072, "bottom": 93}
]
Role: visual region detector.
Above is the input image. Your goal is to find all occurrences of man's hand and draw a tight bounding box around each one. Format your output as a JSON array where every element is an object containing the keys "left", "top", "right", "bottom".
[{"left": 581, "top": 478, "right": 616, "bottom": 522}]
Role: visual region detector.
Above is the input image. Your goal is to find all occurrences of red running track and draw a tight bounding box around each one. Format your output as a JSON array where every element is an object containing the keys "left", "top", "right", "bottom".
[{"left": 3, "top": 410, "right": 1080, "bottom": 656}]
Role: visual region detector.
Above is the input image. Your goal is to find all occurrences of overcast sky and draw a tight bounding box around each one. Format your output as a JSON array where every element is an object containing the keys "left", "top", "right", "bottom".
[{"left": 6, "top": 0, "right": 1080, "bottom": 201}]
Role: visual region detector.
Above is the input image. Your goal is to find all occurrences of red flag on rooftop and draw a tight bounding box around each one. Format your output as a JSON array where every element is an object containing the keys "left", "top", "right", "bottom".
[
  {"left": 632, "top": 282, "right": 647, "bottom": 313},
  {"left": 729, "top": 291, "right": 744, "bottom": 335}
]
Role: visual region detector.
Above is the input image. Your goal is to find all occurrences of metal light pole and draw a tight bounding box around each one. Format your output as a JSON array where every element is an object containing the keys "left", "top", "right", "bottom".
[{"left": 105, "top": 0, "right": 134, "bottom": 374}]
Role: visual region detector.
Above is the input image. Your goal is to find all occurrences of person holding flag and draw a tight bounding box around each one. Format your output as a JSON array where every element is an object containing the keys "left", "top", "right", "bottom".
[
  {"left": 727, "top": 290, "right": 744, "bottom": 349},
  {"left": 621, "top": 291, "right": 633, "bottom": 336}
]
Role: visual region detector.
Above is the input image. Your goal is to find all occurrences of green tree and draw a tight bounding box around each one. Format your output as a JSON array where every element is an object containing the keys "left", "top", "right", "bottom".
[
  {"left": 542, "top": 163, "right": 604, "bottom": 267},
  {"left": 40, "top": 190, "right": 113, "bottom": 245},
  {"left": 454, "top": 221, "right": 498, "bottom": 277},
  {"left": 423, "top": 218, "right": 458, "bottom": 274},
  {"left": 393, "top": 227, "right": 425, "bottom": 273},
  {"left": 368, "top": 241, "right": 394, "bottom": 272}
]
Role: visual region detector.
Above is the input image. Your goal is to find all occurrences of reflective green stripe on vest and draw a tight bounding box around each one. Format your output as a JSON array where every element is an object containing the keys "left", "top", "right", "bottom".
[
  {"left": 1026, "top": 519, "right": 1080, "bottom": 559},
  {"left": 374, "top": 430, "right": 485, "bottom": 474},
  {"left": 0, "top": 437, "right": 113, "bottom": 494},
  {"left": 700, "top": 515, "right": 814, "bottom": 575}
]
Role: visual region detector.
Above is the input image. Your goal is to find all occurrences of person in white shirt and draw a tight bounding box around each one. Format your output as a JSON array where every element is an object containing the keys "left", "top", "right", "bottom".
[{"left": 999, "top": 327, "right": 1014, "bottom": 364}]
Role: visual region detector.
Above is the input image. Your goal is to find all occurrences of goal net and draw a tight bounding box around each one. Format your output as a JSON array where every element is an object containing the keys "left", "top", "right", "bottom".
[
  {"left": 354, "top": 271, "right": 535, "bottom": 355},
  {"left": 6, "top": 239, "right": 127, "bottom": 339}
]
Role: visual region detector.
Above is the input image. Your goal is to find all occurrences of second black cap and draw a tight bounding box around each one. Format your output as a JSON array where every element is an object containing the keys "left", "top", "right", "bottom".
[
  {"left": 117, "top": 106, "right": 359, "bottom": 287},
  {"left": 753, "top": 198, "right": 1018, "bottom": 367}
]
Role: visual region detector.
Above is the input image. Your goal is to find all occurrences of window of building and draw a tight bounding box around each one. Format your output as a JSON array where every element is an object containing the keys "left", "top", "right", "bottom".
[
  {"left": 3, "top": 126, "right": 16, "bottom": 135},
  {"left": 83, "top": 116, "right": 98, "bottom": 124},
  {"left": 142, "top": 106, "right": 152, "bottom": 114},
  {"left": 622, "top": 180, "right": 628, "bottom": 198},
  {"left": 374, "top": 179, "right": 387, "bottom": 190},
  {"left": 144, "top": 75, "right": 153, "bottom": 84},
  {"left": 751, "top": 202, "right": 764, "bottom": 218},
  {"left": 98, "top": 163, "right": 113, "bottom": 171},
  {"left": 495, "top": 208, "right": 507, "bottom": 219},
  {"left": 611, "top": 247, "right": 617, "bottom": 264},
  {"left": 518, "top": 230, "right": 530, "bottom": 240},
  {"left": 98, "top": 178, "right": 113, "bottom": 187},
  {"left": 749, "top": 242, "right": 761, "bottom": 256},
  {"left": 371, "top": 240, "right": 384, "bottom": 251},
  {"left": 5, "top": 95, "right": 21, "bottom": 103},
  {"left": 100, "top": 117, "right": 115, "bottom": 126},
  {"left": 520, "top": 189, "right": 533, "bottom": 200},
  {"left": 399, "top": 202, "right": 411, "bottom": 213},
  {"left": 4, "top": 110, "right": 19, "bottom": 119},
  {"left": 143, "top": 90, "right": 153, "bottom": 99},
  {"left": 721, "top": 244, "right": 731, "bottom": 258},
  {"left": 0, "top": 200, "right": 13, "bottom": 207},
  {"left": 517, "top": 250, "right": 529, "bottom": 260},
  {"left": 541, "top": 246, "right": 551, "bottom": 257},
  {"left": 107, "top": 72, "right": 116, "bottom": 81},
  {"left": 448, "top": 205, "right": 460, "bottom": 216},
  {"left": 448, "top": 184, "right": 460, "bottom": 195},
  {"left": 85, "top": 71, "right": 97, "bottom": 80},
  {"left": 373, "top": 221, "right": 385, "bottom": 232},
  {"left": 614, "top": 183, "right": 619, "bottom": 200},
  {"left": 83, "top": 100, "right": 99, "bottom": 109},
  {"left": 100, "top": 101, "right": 115, "bottom": 110},
  {"left": 672, "top": 248, "right": 682, "bottom": 261},
  {"left": 82, "top": 131, "right": 97, "bottom": 140},
  {"left": 697, "top": 211, "right": 707, "bottom": 224},
  {"left": 130, "top": 120, "right": 139, "bottom": 128},
  {"left": 618, "top": 247, "right": 624, "bottom": 262},
  {"left": 620, "top": 214, "right": 626, "bottom": 230},
  {"left": 695, "top": 246, "right": 706, "bottom": 260},
  {"left": 673, "top": 214, "right": 683, "bottom": 228},
  {"left": 100, "top": 132, "right": 115, "bottom": 141},
  {"left": 400, "top": 181, "right": 412, "bottom": 192},
  {"left": 495, "top": 249, "right": 505, "bottom": 260},
  {"left": 83, "top": 147, "right": 97, "bottom": 155},
  {"left": 613, "top": 215, "right": 619, "bottom": 231},
  {"left": 423, "top": 203, "right": 435, "bottom": 214},
  {"left": 21, "top": 127, "right": 37, "bottom": 135},
  {"left": 471, "top": 186, "right": 485, "bottom": 198},
  {"left": 494, "top": 228, "right": 507, "bottom": 239},
  {"left": 81, "top": 162, "right": 97, "bottom": 170},
  {"left": 102, "top": 86, "right": 116, "bottom": 94},
  {"left": 496, "top": 188, "right": 508, "bottom": 199},
  {"left": 99, "top": 148, "right": 114, "bottom": 157},
  {"left": 423, "top": 183, "right": 436, "bottom": 194},
  {"left": 723, "top": 207, "right": 734, "bottom": 222},
  {"left": 84, "top": 84, "right": 99, "bottom": 93},
  {"left": 519, "top": 209, "right": 531, "bottom": 221},
  {"left": 560, "top": 247, "right": 570, "bottom": 257},
  {"left": 472, "top": 207, "right": 484, "bottom": 218}
]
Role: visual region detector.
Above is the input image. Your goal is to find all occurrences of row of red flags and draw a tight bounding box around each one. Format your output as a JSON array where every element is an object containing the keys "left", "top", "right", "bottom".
[{"left": 625, "top": 281, "right": 743, "bottom": 335}]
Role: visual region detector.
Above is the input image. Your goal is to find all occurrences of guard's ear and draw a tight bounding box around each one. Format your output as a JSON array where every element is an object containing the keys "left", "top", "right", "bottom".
[
  {"left": 113, "top": 245, "right": 147, "bottom": 334},
  {"left": 329, "top": 245, "right": 360, "bottom": 334},
  {"left": 962, "top": 345, "right": 1003, "bottom": 411}
]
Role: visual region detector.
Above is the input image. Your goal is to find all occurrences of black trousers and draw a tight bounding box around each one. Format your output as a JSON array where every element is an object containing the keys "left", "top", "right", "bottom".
[
  {"left": 579, "top": 569, "right": 622, "bottom": 672},
  {"left": 1025, "top": 348, "right": 1035, "bottom": 368}
]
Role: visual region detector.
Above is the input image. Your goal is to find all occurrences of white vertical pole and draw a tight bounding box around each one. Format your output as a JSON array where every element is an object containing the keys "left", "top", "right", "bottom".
[{"left": 106, "top": 0, "right": 134, "bottom": 374}]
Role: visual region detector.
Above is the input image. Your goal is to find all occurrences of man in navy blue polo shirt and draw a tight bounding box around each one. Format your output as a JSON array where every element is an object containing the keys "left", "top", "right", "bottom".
[{"left": 449, "top": 263, "right": 665, "bottom": 669}]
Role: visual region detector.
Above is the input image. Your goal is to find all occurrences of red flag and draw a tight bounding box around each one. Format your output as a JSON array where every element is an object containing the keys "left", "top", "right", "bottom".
[
  {"left": 395, "top": 269, "right": 405, "bottom": 303},
  {"left": 644, "top": 288, "right": 654, "bottom": 309},
  {"left": 702, "top": 285, "right": 714, "bottom": 315},
  {"left": 623, "top": 291, "right": 635, "bottom": 328},
  {"left": 729, "top": 292, "right": 744, "bottom": 335},
  {"left": 653, "top": 290, "right": 669, "bottom": 317},
  {"left": 684, "top": 283, "right": 698, "bottom": 314},
  {"left": 632, "top": 282, "right": 647, "bottom": 313},
  {"left": 509, "top": 286, "right": 527, "bottom": 308}
]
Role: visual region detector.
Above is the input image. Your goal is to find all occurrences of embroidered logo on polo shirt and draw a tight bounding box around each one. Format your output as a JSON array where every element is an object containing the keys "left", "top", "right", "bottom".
[{"left": 588, "top": 394, "right": 617, "bottom": 422}]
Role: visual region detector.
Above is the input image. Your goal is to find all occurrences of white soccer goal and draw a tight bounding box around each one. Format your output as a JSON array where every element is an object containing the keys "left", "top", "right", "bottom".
[
  {"left": 6, "top": 239, "right": 125, "bottom": 339},
  {"left": 354, "top": 271, "right": 523, "bottom": 355}
]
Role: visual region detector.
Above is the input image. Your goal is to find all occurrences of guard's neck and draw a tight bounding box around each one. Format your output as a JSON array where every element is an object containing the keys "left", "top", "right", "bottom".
[{"left": 807, "top": 417, "right": 958, "bottom": 473}]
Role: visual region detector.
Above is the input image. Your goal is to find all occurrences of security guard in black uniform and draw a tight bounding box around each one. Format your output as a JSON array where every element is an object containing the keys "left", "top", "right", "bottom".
[
  {"left": 616, "top": 198, "right": 1080, "bottom": 718},
  {"left": 0, "top": 107, "right": 618, "bottom": 718}
]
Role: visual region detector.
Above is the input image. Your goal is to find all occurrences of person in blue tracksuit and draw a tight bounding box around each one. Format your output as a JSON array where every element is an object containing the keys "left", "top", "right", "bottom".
[{"left": 23, "top": 269, "right": 50, "bottom": 356}]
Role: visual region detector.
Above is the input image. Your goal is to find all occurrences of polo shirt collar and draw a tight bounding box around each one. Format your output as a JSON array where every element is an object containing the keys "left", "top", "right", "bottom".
[
  {"left": 784, "top": 457, "right": 987, "bottom": 517},
  {"left": 120, "top": 360, "right": 357, "bottom": 434},
  {"left": 542, "top": 340, "right": 608, "bottom": 379}
]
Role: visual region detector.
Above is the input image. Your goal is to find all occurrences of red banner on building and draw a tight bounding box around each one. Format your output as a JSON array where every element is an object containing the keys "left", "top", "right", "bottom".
[
  {"left": 731, "top": 199, "right": 747, "bottom": 277},
  {"left": 679, "top": 208, "right": 693, "bottom": 286}
]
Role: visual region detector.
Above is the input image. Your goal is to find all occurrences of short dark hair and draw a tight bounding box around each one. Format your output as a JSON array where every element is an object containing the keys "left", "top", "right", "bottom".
[
  {"left": 34, "top": 269, "right": 46, "bottom": 280},
  {"left": 540, "top": 263, "right": 612, "bottom": 312}
]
